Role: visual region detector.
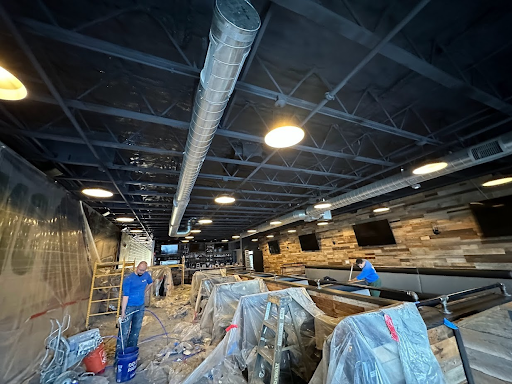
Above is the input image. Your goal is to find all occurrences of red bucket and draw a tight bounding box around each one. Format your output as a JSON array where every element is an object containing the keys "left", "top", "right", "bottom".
[{"left": 83, "top": 343, "right": 107, "bottom": 374}]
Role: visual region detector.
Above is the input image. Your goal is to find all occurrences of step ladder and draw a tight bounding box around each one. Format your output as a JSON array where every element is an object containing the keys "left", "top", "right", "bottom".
[
  {"left": 251, "top": 294, "right": 308, "bottom": 384},
  {"left": 85, "top": 260, "right": 135, "bottom": 328}
]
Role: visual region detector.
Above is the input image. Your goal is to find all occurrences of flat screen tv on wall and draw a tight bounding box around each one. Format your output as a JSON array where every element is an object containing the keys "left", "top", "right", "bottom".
[
  {"left": 161, "top": 244, "right": 178, "bottom": 255},
  {"left": 298, "top": 233, "right": 320, "bottom": 251},
  {"left": 470, "top": 195, "right": 512, "bottom": 237},
  {"left": 352, "top": 219, "right": 396, "bottom": 247},
  {"left": 268, "top": 240, "right": 280, "bottom": 254}
]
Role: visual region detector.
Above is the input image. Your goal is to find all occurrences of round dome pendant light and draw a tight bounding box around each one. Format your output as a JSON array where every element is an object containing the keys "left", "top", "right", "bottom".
[
  {"left": 265, "top": 125, "right": 305, "bottom": 148},
  {"left": 0, "top": 66, "right": 27, "bottom": 101}
]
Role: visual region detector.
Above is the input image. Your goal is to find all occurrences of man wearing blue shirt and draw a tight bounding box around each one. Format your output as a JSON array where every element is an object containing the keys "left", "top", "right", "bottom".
[
  {"left": 349, "top": 258, "right": 382, "bottom": 297},
  {"left": 116, "top": 261, "right": 153, "bottom": 357}
]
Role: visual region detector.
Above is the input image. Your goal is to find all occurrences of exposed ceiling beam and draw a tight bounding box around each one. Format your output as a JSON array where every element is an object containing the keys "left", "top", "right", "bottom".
[
  {"left": 27, "top": 94, "right": 394, "bottom": 167},
  {"left": 271, "top": 0, "right": 512, "bottom": 117},
  {"left": 18, "top": 18, "right": 437, "bottom": 145},
  {"left": 35, "top": 156, "right": 340, "bottom": 191},
  {"left": 58, "top": 177, "right": 311, "bottom": 198},
  {"left": 1, "top": 127, "right": 360, "bottom": 179}
]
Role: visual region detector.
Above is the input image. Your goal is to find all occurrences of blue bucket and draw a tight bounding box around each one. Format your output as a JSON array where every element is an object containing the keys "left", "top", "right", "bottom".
[{"left": 116, "top": 347, "right": 139, "bottom": 382}]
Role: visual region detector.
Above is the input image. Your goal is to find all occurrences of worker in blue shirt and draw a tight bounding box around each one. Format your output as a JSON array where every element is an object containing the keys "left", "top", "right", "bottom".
[
  {"left": 116, "top": 261, "right": 153, "bottom": 358},
  {"left": 349, "top": 258, "right": 382, "bottom": 297}
]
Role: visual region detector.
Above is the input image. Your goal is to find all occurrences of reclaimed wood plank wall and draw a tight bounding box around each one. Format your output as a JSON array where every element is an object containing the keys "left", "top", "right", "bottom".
[{"left": 260, "top": 177, "right": 512, "bottom": 273}]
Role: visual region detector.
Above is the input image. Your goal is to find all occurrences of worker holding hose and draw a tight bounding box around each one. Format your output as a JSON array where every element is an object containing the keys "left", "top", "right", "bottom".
[
  {"left": 349, "top": 258, "right": 382, "bottom": 297},
  {"left": 116, "top": 261, "right": 153, "bottom": 360}
]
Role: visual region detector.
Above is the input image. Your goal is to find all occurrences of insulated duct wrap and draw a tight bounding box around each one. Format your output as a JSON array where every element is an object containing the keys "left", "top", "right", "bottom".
[
  {"left": 242, "top": 131, "right": 512, "bottom": 237},
  {"left": 170, "top": 0, "right": 260, "bottom": 236}
]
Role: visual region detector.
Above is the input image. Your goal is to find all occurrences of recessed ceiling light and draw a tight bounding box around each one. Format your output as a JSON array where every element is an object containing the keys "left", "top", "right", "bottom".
[
  {"left": 266, "top": 235, "right": 274, "bottom": 238},
  {"left": 264, "top": 125, "right": 305, "bottom": 148},
  {"left": 482, "top": 177, "right": 512, "bottom": 187},
  {"left": 412, "top": 162, "right": 448, "bottom": 175},
  {"left": 232, "top": 235, "right": 240, "bottom": 239},
  {"left": 317, "top": 222, "right": 329, "bottom": 226},
  {"left": 270, "top": 221, "right": 282, "bottom": 225},
  {"left": 314, "top": 202, "right": 332, "bottom": 210},
  {"left": 373, "top": 207, "right": 390, "bottom": 213},
  {"left": 221, "top": 239, "right": 229, "bottom": 242},
  {"left": 198, "top": 219, "right": 213, "bottom": 224},
  {"left": 190, "top": 229, "right": 201, "bottom": 234},
  {"left": 185, "top": 236, "right": 194, "bottom": 239},
  {"left": 181, "top": 240, "right": 189, "bottom": 243},
  {"left": 247, "top": 229, "right": 257, "bottom": 233},
  {"left": 214, "top": 195, "right": 236, "bottom": 204},
  {"left": 288, "top": 229, "right": 296, "bottom": 233},
  {"left": 251, "top": 238, "right": 258, "bottom": 242},
  {"left": 130, "top": 229, "right": 143, "bottom": 233},
  {"left": 81, "top": 188, "right": 113, "bottom": 198},
  {"left": 116, "top": 217, "right": 134, "bottom": 223},
  {"left": 0, "top": 66, "right": 27, "bottom": 101}
]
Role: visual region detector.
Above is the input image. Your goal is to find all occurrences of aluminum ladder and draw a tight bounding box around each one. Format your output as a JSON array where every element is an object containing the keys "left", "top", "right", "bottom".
[
  {"left": 251, "top": 294, "right": 308, "bottom": 384},
  {"left": 85, "top": 260, "right": 135, "bottom": 328}
]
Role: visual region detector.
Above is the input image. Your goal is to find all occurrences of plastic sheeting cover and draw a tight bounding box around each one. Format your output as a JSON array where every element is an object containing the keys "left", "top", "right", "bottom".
[
  {"left": 200, "top": 279, "right": 268, "bottom": 342},
  {"left": 0, "top": 143, "right": 116, "bottom": 383},
  {"left": 190, "top": 269, "right": 226, "bottom": 304},
  {"left": 195, "top": 275, "right": 241, "bottom": 318},
  {"left": 183, "top": 287, "right": 324, "bottom": 384},
  {"left": 309, "top": 302, "right": 445, "bottom": 384}
]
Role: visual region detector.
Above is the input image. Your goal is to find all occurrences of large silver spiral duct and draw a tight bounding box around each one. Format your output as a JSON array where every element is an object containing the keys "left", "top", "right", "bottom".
[{"left": 169, "top": 0, "right": 260, "bottom": 236}]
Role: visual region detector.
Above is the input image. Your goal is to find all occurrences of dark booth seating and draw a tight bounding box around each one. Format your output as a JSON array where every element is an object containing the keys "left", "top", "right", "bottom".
[{"left": 305, "top": 265, "right": 512, "bottom": 299}]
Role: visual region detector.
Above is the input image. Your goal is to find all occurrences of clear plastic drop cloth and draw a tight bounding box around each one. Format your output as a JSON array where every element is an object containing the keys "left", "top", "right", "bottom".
[
  {"left": 190, "top": 269, "right": 227, "bottom": 304},
  {"left": 309, "top": 302, "right": 445, "bottom": 384},
  {"left": 195, "top": 275, "right": 242, "bottom": 318},
  {"left": 200, "top": 279, "right": 268, "bottom": 343},
  {"left": 0, "top": 143, "right": 119, "bottom": 383},
  {"left": 150, "top": 266, "right": 174, "bottom": 298},
  {"left": 182, "top": 287, "right": 324, "bottom": 384}
]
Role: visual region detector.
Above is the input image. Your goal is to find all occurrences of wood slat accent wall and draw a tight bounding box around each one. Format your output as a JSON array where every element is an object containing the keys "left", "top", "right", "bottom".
[{"left": 259, "top": 177, "right": 512, "bottom": 273}]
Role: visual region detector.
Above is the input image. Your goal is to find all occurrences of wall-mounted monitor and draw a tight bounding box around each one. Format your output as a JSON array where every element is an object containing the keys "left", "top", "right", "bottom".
[
  {"left": 189, "top": 243, "right": 205, "bottom": 252},
  {"left": 470, "top": 195, "right": 512, "bottom": 237},
  {"left": 352, "top": 219, "right": 396, "bottom": 247},
  {"left": 268, "top": 240, "right": 280, "bottom": 254},
  {"left": 299, "top": 233, "right": 320, "bottom": 251},
  {"left": 161, "top": 244, "right": 178, "bottom": 255}
]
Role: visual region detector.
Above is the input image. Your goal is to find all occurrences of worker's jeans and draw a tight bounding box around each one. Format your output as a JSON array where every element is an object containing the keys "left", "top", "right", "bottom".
[
  {"left": 368, "top": 278, "right": 382, "bottom": 297},
  {"left": 116, "top": 304, "right": 144, "bottom": 358}
]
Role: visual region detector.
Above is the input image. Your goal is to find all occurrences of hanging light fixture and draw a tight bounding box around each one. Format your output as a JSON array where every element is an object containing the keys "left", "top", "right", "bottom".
[
  {"left": 221, "top": 239, "right": 229, "bottom": 242},
  {"left": 251, "top": 238, "right": 258, "bottom": 242},
  {"left": 264, "top": 125, "right": 305, "bottom": 148},
  {"left": 314, "top": 201, "right": 332, "bottom": 210},
  {"left": 247, "top": 229, "right": 257, "bottom": 233},
  {"left": 266, "top": 234, "right": 274, "bottom": 238},
  {"left": 198, "top": 219, "right": 213, "bottom": 224},
  {"left": 81, "top": 188, "right": 113, "bottom": 198},
  {"left": 185, "top": 236, "right": 194, "bottom": 240},
  {"left": 412, "top": 162, "right": 448, "bottom": 175},
  {"left": 232, "top": 235, "right": 240, "bottom": 239},
  {"left": 215, "top": 195, "right": 236, "bottom": 204},
  {"left": 482, "top": 177, "right": 512, "bottom": 187},
  {"left": 190, "top": 229, "right": 202, "bottom": 234},
  {"left": 0, "top": 66, "right": 27, "bottom": 101},
  {"left": 288, "top": 229, "right": 296, "bottom": 233},
  {"left": 270, "top": 220, "right": 282, "bottom": 225},
  {"left": 317, "top": 221, "right": 329, "bottom": 226},
  {"left": 373, "top": 207, "right": 390, "bottom": 213},
  {"left": 181, "top": 240, "right": 189, "bottom": 243},
  {"left": 130, "top": 229, "right": 143, "bottom": 233},
  {"left": 116, "top": 217, "right": 134, "bottom": 223}
]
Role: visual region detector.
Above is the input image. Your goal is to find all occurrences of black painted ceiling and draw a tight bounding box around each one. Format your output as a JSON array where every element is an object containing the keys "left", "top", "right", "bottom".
[{"left": 1, "top": 0, "right": 512, "bottom": 241}]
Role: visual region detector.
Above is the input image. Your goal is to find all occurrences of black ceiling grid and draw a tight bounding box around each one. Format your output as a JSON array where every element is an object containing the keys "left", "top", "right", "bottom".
[{"left": 1, "top": 0, "right": 512, "bottom": 240}]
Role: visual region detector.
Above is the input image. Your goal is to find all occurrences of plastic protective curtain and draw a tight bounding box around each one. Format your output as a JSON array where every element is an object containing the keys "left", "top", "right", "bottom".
[
  {"left": 189, "top": 269, "right": 226, "bottom": 304},
  {"left": 309, "top": 302, "right": 445, "bottom": 384},
  {"left": 200, "top": 279, "right": 268, "bottom": 343},
  {"left": 183, "top": 287, "right": 324, "bottom": 384},
  {"left": 0, "top": 143, "right": 117, "bottom": 384}
]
